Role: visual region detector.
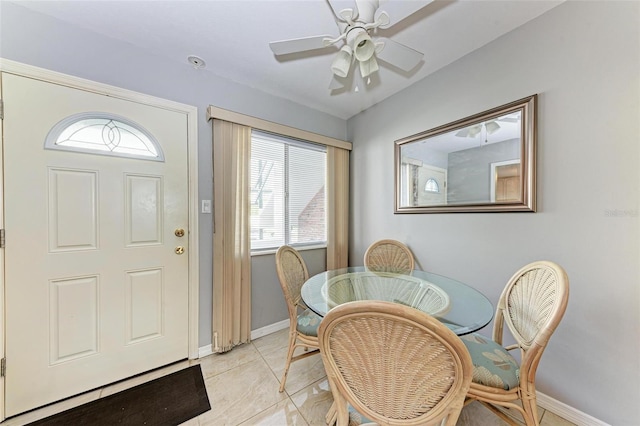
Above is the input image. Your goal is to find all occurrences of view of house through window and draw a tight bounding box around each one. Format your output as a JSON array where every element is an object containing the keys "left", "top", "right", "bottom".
[{"left": 250, "top": 130, "right": 326, "bottom": 251}]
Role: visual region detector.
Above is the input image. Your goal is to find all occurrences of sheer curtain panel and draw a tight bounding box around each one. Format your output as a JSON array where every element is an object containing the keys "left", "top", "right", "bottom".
[
  {"left": 326, "top": 146, "right": 350, "bottom": 269},
  {"left": 212, "top": 119, "right": 251, "bottom": 352},
  {"left": 207, "top": 106, "right": 351, "bottom": 353}
]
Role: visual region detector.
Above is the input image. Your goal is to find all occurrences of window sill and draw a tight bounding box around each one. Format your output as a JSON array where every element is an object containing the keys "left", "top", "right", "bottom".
[{"left": 251, "top": 244, "right": 327, "bottom": 257}]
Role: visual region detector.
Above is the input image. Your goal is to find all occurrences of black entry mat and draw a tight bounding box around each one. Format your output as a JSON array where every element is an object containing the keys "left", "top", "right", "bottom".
[{"left": 27, "top": 364, "right": 210, "bottom": 426}]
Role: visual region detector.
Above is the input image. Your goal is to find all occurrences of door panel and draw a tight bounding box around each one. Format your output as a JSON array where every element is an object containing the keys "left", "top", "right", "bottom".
[
  {"left": 49, "top": 275, "right": 99, "bottom": 364},
  {"left": 126, "top": 268, "right": 164, "bottom": 343},
  {"left": 3, "top": 73, "right": 190, "bottom": 416},
  {"left": 417, "top": 165, "right": 447, "bottom": 205},
  {"left": 48, "top": 168, "right": 99, "bottom": 251},
  {"left": 125, "top": 174, "right": 163, "bottom": 245}
]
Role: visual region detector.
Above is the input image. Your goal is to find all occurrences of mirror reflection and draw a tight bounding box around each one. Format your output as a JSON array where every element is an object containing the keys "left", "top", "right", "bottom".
[{"left": 395, "top": 95, "right": 536, "bottom": 213}]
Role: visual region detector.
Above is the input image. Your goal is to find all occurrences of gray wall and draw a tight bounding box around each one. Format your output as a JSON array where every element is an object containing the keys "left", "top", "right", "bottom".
[
  {"left": 0, "top": 2, "right": 347, "bottom": 347},
  {"left": 448, "top": 139, "right": 519, "bottom": 203},
  {"left": 251, "top": 249, "right": 326, "bottom": 329},
  {"left": 347, "top": 2, "right": 639, "bottom": 424},
  {"left": 3, "top": 1, "right": 639, "bottom": 424}
]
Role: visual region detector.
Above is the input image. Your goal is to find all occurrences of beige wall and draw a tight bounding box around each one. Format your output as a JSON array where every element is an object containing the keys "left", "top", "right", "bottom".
[{"left": 348, "top": 2, "right": 639, "bottom": 424}]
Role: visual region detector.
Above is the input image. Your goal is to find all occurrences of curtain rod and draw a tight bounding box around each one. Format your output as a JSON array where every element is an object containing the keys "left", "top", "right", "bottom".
[{"left": 207, "top": 105, "right": 352, "bottom": 151}]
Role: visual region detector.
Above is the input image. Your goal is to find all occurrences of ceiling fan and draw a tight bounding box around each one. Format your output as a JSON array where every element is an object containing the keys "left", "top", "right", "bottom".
[
  {"left": 268, "top": 0, "right": 434, "bottom": 90},
  {"left": 455, "top": 113, "right": 521, "bottom": 141},
  {"left": 455, "top": 121, "right": 502, "bottom": 139}
]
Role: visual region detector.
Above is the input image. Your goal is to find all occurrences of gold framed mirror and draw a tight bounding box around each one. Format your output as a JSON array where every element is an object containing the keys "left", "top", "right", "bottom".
[{"left": 395, "top": 95, "right": 537, "bottom": 213}]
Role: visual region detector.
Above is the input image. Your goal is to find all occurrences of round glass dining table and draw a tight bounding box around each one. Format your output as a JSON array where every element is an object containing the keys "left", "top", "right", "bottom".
[{"left": 301, "top": 266, "right": 494, "bottom": 336}]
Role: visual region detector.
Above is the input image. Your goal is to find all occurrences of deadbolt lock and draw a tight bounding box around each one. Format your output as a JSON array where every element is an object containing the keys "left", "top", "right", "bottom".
[
  {"left": 175, "top": 246, "right": 185, "bottom": 255},
  {"left": 174, "top": 228, "right": 185, "bottom": 237}
]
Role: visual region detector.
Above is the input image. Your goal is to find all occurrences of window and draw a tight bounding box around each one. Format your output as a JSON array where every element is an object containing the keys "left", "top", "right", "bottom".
[
  {"left": 424, "top": 178, "right": 440, "bottom": 193},
  {"left": 250, "top": 130, "right": 326, "bottom": 251},
  {"left": 45, "top": 112, "right": 164, "bottom": 161}
]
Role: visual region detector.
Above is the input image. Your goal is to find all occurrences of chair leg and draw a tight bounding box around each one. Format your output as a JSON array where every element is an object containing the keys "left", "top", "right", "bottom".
[
  {"left": 279, "top": 333, "right": 297, "bottom": 393},
  {"left": 443, "top": 400, "right": 465, "bottom": 426},
  {"left": 521, "top": 390, "right": 540, "bottom": 426},
  {"left": 325, "top": 401, "right": 337, "bottom": 426},
  {"left": 333, "top": 395, "right": 349, "bottom": 426}
]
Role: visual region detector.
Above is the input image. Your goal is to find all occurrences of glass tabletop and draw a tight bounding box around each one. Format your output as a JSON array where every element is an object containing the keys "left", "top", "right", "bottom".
[{"left": 301, "top": 266, "right": 494, "bottom": 336}]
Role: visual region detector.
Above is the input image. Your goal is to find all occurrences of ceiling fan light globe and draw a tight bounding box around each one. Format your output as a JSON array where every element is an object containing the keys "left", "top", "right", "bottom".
[
  {"left": 374, "top": 41, "right": 385, "bottom": 55},
  {"left": 331, "top": 45, "right": 353, "bottom": 78},
  {"left": 468, "top": 125, "right": 482, "bottom": 138},
  {"left": 352, "top": 30, "right": 375, "bottom": 61},
  {"left": 485, "top": 121, "right": 501, "bottom": 135},
  {"left": 359, "top": 55, "right": 379, "bottom": 78}
]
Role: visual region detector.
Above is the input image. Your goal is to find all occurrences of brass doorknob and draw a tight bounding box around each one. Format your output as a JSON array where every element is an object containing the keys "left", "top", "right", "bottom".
[
  {"left": 175, "top": 228, "right": 185, "bottom": 237},
  {"left": 175, "top": 246, "right": 185, "bottom": 255}
]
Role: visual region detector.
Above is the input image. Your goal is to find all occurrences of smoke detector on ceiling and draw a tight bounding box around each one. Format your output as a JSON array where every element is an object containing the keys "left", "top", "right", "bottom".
[{"left": 187, "top": 55, "right": 206, "bottom": 69}]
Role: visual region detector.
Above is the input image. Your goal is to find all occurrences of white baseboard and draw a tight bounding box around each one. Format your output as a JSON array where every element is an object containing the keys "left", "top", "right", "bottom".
[
  {"left": 198, "top": 344, "right": 213, "bottom": 358},
  {"left": 197, "top": 319, "right": 290, "bottom": 359},
  {"left": 537, "top": 392, "right": 609, "bottom": 426},
  {"left": 250, "top": 319, "right": 290, "bottom": 340}
]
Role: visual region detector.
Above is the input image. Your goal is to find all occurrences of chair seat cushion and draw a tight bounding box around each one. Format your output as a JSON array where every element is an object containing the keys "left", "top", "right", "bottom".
[
  {"left": 460, "top": 333, "right": 520, "bottom": 390},
  {"left": 296, "top": 309, "right": 321, "bottom": 337}
]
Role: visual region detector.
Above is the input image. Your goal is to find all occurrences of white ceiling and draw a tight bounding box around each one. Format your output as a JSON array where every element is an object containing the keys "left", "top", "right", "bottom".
[{"left": 13, "top": 0, "right": 563, "bottom": 120}]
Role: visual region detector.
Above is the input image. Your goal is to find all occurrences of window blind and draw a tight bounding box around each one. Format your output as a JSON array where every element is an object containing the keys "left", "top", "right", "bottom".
[{"left": 250, "top": 130, "right": 327, "bottom": 251}]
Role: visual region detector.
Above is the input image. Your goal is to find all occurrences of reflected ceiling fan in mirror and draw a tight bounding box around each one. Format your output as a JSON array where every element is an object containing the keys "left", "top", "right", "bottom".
[
  {"left": 455, "top": 121, "right": 501, "bottom": 139},
  {"left": 455, "top": 112, "right": 521, "bottom": 143},
  {"left": 268, "top": 0, "right": 433, "bottom": 91}
]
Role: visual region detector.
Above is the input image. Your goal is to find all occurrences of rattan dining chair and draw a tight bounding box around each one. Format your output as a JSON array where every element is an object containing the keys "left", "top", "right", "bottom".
[
  {"left": 275, "top": 245, "right": 321, "bottom": 393},
  {"left": 364, "top": 239, "right": 415, "bottom": 273},
  {"left": 461, "top": 261, "right": 569, "bottom": 426},
  {"left": 319, "top": 300, "right": 473, "bottom": 426}
]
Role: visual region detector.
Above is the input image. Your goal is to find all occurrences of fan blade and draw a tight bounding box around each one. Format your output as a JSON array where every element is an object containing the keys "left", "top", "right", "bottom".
[
  {"left": 455, "top": 128, "right": 470, "bottom": 138},
  {"left": 375, "top": 38, "right": 423, "bottom": 71},
  {"left": 496, "top": 116, "right": 519, "bottom": 123},
  {"left": 456, "top": 124, "right": 481, "bottom": 138},
  {"left": 329, "top": 75, "right": 345, "bottom": 90},
  {"left": 269, "top": 35, "right": 335, "bottom": 55},
  {"left": 375, "top": 0, "right": 434, "bottom": 29}
]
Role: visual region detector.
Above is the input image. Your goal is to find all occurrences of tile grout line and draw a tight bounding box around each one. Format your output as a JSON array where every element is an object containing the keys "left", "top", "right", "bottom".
[{"left": 250, "top": 337, "right": 319, "bottom": 426}]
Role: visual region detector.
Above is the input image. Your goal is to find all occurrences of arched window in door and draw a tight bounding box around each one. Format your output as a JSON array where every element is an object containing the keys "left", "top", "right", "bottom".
[
  {"left": 424, "top": 178, "right": 440, "bottom": 193},
  {"left": 45, "top": 112, "right": 164, "bottom": 161}
]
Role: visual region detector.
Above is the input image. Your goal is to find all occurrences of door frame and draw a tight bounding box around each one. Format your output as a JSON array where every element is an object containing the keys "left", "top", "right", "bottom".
[
  {"left": 490, "top": 159, "right": 521, "bottom": 202},
  {"left": 0, "top": 59, "right": 200, "bottom": 421}
]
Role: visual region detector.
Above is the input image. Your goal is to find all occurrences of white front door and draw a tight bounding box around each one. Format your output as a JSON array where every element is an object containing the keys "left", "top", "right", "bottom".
[
  {"left": 417, "top": 165, "right": 447, "bottom": 206},
  {"left": 3, "top": 73, "right": 190, "bottom": 416}
]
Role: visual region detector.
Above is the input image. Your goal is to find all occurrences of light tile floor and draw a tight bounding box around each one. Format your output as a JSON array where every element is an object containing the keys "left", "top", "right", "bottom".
[{"left": 3, "top": 329, "right": 577, "bottom": 426}]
